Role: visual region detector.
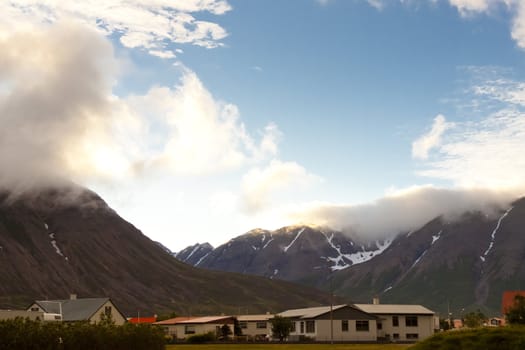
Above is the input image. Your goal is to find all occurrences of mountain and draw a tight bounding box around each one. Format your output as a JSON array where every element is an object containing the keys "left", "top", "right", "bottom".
[
  {"left": 332, "top": 198, "right": 525, "bottom": 316},
  {"left": 174, "top": 243, "right": 214, "bottom": 266},
  {"left": 0, "top": 184, "right": 335, "bottom": 316},
  {"left": 176, "top": 199, "right": 525, "bottom": 316},
  {"left": 176, "top": 225, "right": 391, "bottom": 285}
]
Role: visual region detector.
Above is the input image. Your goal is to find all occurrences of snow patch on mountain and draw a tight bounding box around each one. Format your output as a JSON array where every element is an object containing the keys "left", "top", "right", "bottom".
[
  {"left": 283, "top": 228, "right": 305, "bottom": 252},
  {"left": 195, "top": 251, "right": 211, "bottom": 266},
  {"left": 480, "top": 207, "right": 513, "bottom": 262},
  {"left": 431, "top": 230, "right": 442, "bottom": 245},
  {"left": 323, "top": 232, "right": 392, "bottom": 271},
  {"left": 410, "top": 250, "right": 427, "bottom": 269},
  {"left": 262, "top": 237, "right": 274, "bottom": 249}
]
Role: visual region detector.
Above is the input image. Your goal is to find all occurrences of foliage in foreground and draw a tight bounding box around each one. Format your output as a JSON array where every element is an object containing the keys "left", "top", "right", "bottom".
[
  {"left": 0, "top": 317, "right": 165, "bottom": 350},
  {"left": 411, "top": 326, "right": 525, "bottom": 350}
]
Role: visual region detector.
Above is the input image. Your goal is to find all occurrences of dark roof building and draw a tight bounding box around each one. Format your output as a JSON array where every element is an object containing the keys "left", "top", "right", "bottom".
[{"left": 28, "top": 295, "right": 126, "bottom": 325}]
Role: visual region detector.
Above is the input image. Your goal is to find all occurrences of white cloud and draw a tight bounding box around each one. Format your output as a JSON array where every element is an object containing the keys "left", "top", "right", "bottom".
[
  {"left": 291, "top": 185, "right": 515, "bottom": 240},
  {"left": 240, "top": 160, "right": 321, "bottom": 214},
  {"left": 415, "top": 71, "right": 525, "bottom": 190},
  {"left": 412, "top": 114, "right": 455, "bottom": 160},
  {"left": 0, "top": 23, "right": 280, "bottom": 191},
  {"left": 448, "top": 0, "right": 490, "bottom": 15},
  {"left": 126, "top": 71, "right": 280, "bottom": 175},
  {"left": 0, "top": 0, "right": 231, "bottom": 53},
  {"left": 367, "top": 0, "right": 386, "bottom": 10},
  {"left": 511, "top": 1, "right": 525, "bottom": 50}
]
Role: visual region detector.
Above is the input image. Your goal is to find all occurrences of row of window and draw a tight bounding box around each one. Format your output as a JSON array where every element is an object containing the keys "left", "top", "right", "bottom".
[
  {"left": 239, "top": 321, "right": 267, "bottom": 329},
  {"left": 188, "top": 315, "right": 419, "bottom": 335},
  {"left": 392, "top": 315, "right": 418, "bottom": 327}
]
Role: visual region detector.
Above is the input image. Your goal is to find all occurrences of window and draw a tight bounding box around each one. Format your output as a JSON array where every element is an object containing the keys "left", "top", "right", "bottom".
[
  {"left": 406, "top": 333, "right": 419, "bottom": 339},
  {"left": 341, "top": 320, "right": 349, "bottom": 332},
  {"left": 356, "top": 320, "right": 369, "bottom": 332},
  {"left": 377, "top": 322, "right": 382, "bottom": 330},
  {"left": 239, "top": 321, "right": 247, "bottom": 329},
  {"left": 300, "top": 321, "right": 304, "bottom": 333},
  {"left": 392, "top": 316, "right": 399, "bottom": 327},
  {"left": 184, "top": 325, "right": 195, "bottom": 334},
  {"left": 305, "top": 320, "right": 315, "bottom": 333},
  {"left": 406, "top": 316, "right": 418, "bottom": 327},
  {"left": 393, "top": 333, "right": 400, "bottom": 340},
  {"left": 104, "top": 306, "right": 112, "bottom": 316},
  {"left": 256, "top": 321, "right": 267, "bottom": 329},
  {"left": 31, "top": 307, "right": 39, "bottom": 312},
  {"left": 290, "top": 322, "right": 296, "bottom": 332}
]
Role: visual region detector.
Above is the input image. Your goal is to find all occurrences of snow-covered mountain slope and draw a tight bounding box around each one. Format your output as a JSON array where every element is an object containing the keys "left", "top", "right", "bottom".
[
  {"left": 332, "top": 198, "right": 525, "bottom": 315},
  {"left": 175, "top": 197, "right": 525, "bottom": 316},
  {"left": 175, "top": 225, "right": 393, "bottom": 284}
]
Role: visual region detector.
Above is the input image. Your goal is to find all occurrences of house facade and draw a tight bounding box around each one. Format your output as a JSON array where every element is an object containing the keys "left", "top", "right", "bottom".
[
  {"left": 237, "top": 314, "right": 273, "bottom": 340},
  {"left": 159, "top": 316, "right": 235, "bottom": 340},
  {"left": 27, "top": 295, "right": 126, "bottom": 325},
  {"left": 279, "top": 304, "right": 378, "bottom": 342},
  {"left": 354, "top": 303, "right": 437, "bottom": 342}
]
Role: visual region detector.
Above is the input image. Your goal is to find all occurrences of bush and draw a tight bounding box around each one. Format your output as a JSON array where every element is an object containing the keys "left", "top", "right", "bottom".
[
  {"left": 0, "top": 317, "right": 165, "bottom": 350},
  {"left": 412, "top": 326, "right": 525, "bottom": 350},
  {"left": 186, "top": 331, "right": 216, "bottom": 343}
]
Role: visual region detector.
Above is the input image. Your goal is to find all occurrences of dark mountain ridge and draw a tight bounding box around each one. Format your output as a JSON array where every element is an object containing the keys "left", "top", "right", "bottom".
[
  {"left": 0, "top": 185, "right": 335, "bottom": 316},
  {"left": 176, "top": 198, "right": 525, "bottom": 316}
]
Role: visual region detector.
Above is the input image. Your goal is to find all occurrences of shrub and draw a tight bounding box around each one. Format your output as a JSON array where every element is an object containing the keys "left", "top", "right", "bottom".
[
  {"left": 186, "top": 331, "right": 216, "bottom": 343},
  {"left": 0, "top": 317, "right": 165, "bottom": 350},
  {"left": 412, "top": 326, "right": 525, "bottom": 350}
]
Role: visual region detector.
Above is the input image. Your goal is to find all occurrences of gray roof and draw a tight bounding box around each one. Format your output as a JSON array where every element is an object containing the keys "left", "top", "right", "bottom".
[
  {"left": 354, "top": 304, "right": 435, "bottom": 315},
  {"left": 35, "top": 298, "right": 110, "bottom": 321},
  {"left": 278, "top": 304, "right": 348, "bottom": 319}
]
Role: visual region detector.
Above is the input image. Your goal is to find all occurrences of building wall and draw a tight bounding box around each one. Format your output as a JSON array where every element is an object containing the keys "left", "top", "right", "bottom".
[
  {"left": 289, "top": 319, "right": 377, "bottom": 342},
  {"left": 240, "top": 321, "right": 271, "bottom": 338},
  {"left": 375, "top": 314, "right": 434, "bottom": 342},
  {"left": 174, "top": 323, "right": 234, "bottom": 340},
  {"left": 89, "top": 300, "right": 126, "bottom": 326}
]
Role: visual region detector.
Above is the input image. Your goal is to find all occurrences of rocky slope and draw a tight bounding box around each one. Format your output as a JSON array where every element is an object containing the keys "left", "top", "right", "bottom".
[
  {"left": 176, "top": 199, "right": 525, "bottom": 316},
  {"left": 333, "top": 198, "right": 525, "bottom": 316},
  {"left": 180, "top": 226, "right": 391, "bottom": 285},
  {"left": 0, "top": 185, "right": 334, "bottom": 316}
]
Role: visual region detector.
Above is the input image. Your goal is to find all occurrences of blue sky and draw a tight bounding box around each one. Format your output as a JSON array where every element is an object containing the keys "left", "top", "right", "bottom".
[{"left": 1, "top": 1, "right": 525, "bottom": 251}]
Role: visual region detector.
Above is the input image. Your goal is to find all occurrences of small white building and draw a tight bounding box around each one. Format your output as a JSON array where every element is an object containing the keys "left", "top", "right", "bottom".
[
  {"left": 164, "top": 316, "right": 236, "bottom": 340},
  {"left": 237, "top": 314, "right": 273, "bottom": 340},
  {"left": 354, "top": 302, "right": 437, "bottom": 342},
  {"left": 278, "top": 304, "right": 378, "bottom": 342}
]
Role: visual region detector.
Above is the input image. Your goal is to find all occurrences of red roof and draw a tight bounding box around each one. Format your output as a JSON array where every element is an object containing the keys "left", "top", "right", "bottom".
[
  {"left": 502, "top": 291, "right": 525, "bottom": 316},
  {"left": 127, "top": 316, "right": 157, "bottom": 324}
]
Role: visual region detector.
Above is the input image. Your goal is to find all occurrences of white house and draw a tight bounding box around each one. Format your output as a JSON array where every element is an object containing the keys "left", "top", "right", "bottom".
[
  {"left": 237, "top": 314, "right": 273, "bottom": 340},
  {"left": 354, "top": 302, "right": 437, "bottom": 342},
  {"left": 278, "top": 304, "right": 378, "bottom": 342}
]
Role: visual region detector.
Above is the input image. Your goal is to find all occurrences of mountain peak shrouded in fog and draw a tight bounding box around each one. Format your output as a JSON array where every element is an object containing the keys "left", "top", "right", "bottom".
[{"left": 0, "top": 185, "right": 334, "bottom": 314}]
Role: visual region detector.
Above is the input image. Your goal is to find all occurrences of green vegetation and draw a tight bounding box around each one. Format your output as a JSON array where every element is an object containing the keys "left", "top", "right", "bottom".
[
  {"left": 462, "top": 310, "right": 486, "bottom": 328},
  {"left": 167, "top": 344, "right": 411, "bottom": 350},
  {"left": 186, "top": 332, "right": 217, "bottom": 343},
  {"left": 270, "top": 315, "right": 293, "bottom": 342},
  {"left": 0, "top": 317, "right": 165, "bottom": 350},
  {"left": 411, "top": 326, "right": 525, "bottom": 350}
]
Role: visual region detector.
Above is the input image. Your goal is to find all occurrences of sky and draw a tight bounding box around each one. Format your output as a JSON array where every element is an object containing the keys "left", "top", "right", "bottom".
[{"left": 1, "top": 0, "right": 525, "bottom": 251}]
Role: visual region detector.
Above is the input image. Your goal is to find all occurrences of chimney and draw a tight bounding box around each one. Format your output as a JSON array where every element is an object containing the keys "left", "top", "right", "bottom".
[
  {"left": 372, "top": 297, "right": 380, "bottom": 305},
  {"left": 70, "top": 294, "right": 77, "bottom": 300}
]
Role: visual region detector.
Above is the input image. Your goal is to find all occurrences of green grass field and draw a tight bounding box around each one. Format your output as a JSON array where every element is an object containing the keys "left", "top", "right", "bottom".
[{"left": 166, "top": 344, "right": 412, "bottom": 350}]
